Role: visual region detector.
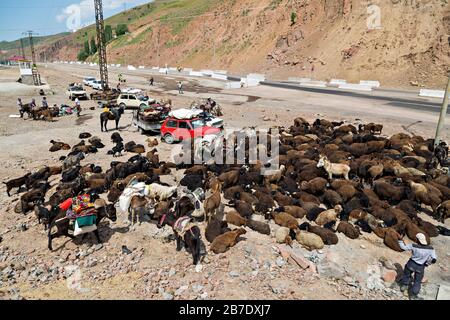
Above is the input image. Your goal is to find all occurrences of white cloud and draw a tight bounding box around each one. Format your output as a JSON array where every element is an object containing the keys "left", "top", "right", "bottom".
[{"left": 56, "top": 0, "right": 149, "bottom": 30}]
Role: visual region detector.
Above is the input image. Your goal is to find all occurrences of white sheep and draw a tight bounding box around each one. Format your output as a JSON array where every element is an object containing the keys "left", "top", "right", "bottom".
[{"left": 145, "top": 183, "right": 177, "bottom": 201}]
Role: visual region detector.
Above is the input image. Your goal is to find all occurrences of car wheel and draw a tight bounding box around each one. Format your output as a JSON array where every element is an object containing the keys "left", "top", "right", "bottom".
[
  {"left": 119, "top": 103, "right": 126, "bottom": 109},
  {"left": 164, "top": 134, "right": 175, "bottom": 144}
]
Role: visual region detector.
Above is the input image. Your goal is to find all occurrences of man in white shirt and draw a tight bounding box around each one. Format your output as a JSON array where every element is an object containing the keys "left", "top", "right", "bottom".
[{"left": 398, "top": 233, "right": 437, "bottom": 299}]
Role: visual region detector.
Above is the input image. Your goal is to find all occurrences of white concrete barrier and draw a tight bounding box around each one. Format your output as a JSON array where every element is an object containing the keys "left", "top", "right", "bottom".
[
  {"left": 189, "top": 71, "right": 204, "bottom": 77},
  {"left": 138, "top": 66, "right": 145, "bottom": 69},
  {"left": 214, "top": 70, "right": 228, "bottom": 75},
  {"left": 159, "top": 68, "right": 168, "bottom": 74},
  {"left": 225, "top": 82, "right": 242, "bottom": 89},
  {"left": 288, "top": 77, "right": 311, "bottom": 83},
  {"left": 247, "top": 73, "right": 265, "bottom": 81},
  {"left": 127, "top": 65, "right": 136, "bottom": 70},
  {"left": 299, "top": 81, "right": 327, "bottom": 88},
  {"left": 360, "top": 80, "right": 380, "bottom": 88},
  {"left": 116, "top": 64, "right": 121, "bottom": 67},
  {"left": 183, "top": 68, "right": 193, "bottom": 72},
  {"left": 419, "top": 89, "right": 445, "bottom": 99},
  {"left": 338, "top": 83, "right": 373, "bottom": 91},
  {"left": 201, "top": 69, "right": 214, "bottom": 76},
  {"left": 329, "top": 79, "right": 347, "bottom": 85},
  {"left": 212, "top": 73, "right": 228, "bottom": 80}
]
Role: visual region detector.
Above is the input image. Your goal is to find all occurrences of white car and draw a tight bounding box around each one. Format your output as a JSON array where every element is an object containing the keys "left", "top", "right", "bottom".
[
  {"left": 67, "top": 85, "right": 88, "bottom": 100},
  {"left": 83, "top": 77, "right": 96, "bottom": 87},
  {"left": 92, "top": 80, "right": 105, "bottom": 90},
  {"left": 117, "top": 93, "right": 155, "bottom": 109}
]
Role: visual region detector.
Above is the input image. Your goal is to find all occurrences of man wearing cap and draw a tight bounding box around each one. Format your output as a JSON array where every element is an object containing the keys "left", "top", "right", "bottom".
[{"left": 398, "top": 233, "right": 437, "bottom": 299}]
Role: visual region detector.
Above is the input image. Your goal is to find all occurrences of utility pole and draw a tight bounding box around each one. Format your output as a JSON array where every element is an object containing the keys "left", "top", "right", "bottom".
[
  {"left": 94, "top": 0, "right": 109, "bottom": 91},
  {"left": 434, "top": 73, "right": 450, "bottom": 146},
  {"left": 23, "top": 30, "right": 41, "bottom": 86},
  {"left": 19, "top": 37, "right": 26, "bottom": 60}
]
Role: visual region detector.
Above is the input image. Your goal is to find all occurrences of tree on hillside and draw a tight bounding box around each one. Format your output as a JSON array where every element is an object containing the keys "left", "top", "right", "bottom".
[
  {"left": 105, "top": 25, "right": 113, "bottom": 43},
  {"left": 84, "top": 39, "right": 90, "bottom": 56},
  {"left": 116, "top": 24, "right": 129, "bottom": 37},
  {"left": 77, "top": 49, "right": 89, "bottom": 61},
  {"left": 90, "top": 38, "right": 97, "bottom": 54},
  {"left": 290, "top": 12, "right": 297, "bottom": 26}
]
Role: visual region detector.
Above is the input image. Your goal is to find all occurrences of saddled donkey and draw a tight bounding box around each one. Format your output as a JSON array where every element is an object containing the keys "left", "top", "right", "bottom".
[
  {"left": 100, "top": 106, "right": 124, "bottom": 132},
  {"left": 47, "top": 203, "right": 117, "bottom": 251}
]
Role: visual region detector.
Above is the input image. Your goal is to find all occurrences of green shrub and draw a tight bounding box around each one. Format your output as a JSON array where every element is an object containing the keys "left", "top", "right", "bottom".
[
  {"left": 116, "top": 24, "right": 129, "bottom": 36},
  {"left": 290, "top": 12, "right": 297, "bottom": 25},
  {"left": 77, "top": 50, "right": 89, "bottom": 61}
]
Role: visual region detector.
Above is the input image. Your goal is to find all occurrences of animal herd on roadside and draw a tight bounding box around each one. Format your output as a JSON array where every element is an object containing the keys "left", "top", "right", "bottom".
[{"left": 2, "top": 116, "right": 450, "bottom": 265}]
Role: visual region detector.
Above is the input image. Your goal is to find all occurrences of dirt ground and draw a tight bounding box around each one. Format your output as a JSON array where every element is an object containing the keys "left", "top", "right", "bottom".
[{"left": 0, "top": 64, "right": 448, "bottom": 300}]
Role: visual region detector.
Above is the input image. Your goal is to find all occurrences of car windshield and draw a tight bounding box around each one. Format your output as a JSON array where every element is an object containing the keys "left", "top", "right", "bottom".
[
  {"left": 72, "top": 86, "right": 83, "bottom": 91},
  {"left": 190, "top": 119, "right": 206, "bottom": 129}
]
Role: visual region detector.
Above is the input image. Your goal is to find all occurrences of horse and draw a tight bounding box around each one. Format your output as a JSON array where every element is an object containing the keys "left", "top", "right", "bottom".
[
  {"left": 47, "top": 203, "right": 117, "bottom": 251},
  {"left": 100, "top": 106, "right": 124, "bottom": 132}
]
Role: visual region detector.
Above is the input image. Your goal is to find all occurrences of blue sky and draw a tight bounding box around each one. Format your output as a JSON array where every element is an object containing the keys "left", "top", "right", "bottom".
[{"left": 0, "top": 0, "right": 152, "bottom": 42}]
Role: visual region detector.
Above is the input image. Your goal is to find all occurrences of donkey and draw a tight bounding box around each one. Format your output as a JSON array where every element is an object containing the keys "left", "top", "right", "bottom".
[
  {"left": 317, "top": 155, "right": 350, "bottom": 180},
  {"left": 100, "top": 106, "right": 124, "bottom": 132},
  {"left": 47, "top": 203, "right": 117, "bottom": 251},
  {"left": 157, "top": 210, "right": 202, "bottom": 265}
]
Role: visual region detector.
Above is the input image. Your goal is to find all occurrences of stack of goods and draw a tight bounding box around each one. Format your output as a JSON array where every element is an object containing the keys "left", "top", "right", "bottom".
[
  {"left": 59, "top": 194, "right": 97, "bottom": 236},
  {"left": 59, "top": 104, "right": 74, "bottom": 116}
]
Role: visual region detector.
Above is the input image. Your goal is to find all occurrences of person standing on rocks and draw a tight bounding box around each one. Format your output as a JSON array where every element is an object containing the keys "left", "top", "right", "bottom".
[{"left": 397, "top": 233, "right": 437, "bottom": 300}]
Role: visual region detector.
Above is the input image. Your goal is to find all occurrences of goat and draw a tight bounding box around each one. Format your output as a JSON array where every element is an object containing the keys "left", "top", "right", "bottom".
[{"left": 3, "top": 173, "right": 31, "bottom": 196}]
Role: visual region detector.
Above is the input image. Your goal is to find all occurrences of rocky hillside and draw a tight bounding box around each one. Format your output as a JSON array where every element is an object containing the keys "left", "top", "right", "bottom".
[{"left": 32, "top": 0, "right": 450, "bottom": 88}]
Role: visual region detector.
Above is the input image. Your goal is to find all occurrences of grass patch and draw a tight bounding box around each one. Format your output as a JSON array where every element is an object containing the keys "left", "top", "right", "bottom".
[{"left": 164, "top": 39, "right": 181, "bottom": 48}]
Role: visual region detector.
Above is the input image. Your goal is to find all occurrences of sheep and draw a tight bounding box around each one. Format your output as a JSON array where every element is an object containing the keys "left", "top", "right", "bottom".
[
  {"left": 317, "top": 155, "right": 350, "bottom": 180},
  {"left": 79, "top": 132, "right": 92, "bottom": 139},
  {"left": 146, "top": 183, "right": 177, "bottom": 201},
  {"left": 315, "top": 205, "right": 343, "bottom": 226},
  {"left": 88, "top": 136, "right": 105, "bottom": 149},
  {"left": 246, "top": 219, "right": 270, "bottom": 235},
  {"left": 275, "top": 226, "right": 293, "bottom": 245},
  {"left": 336, "top": 221, "right": 361, "bottom": 239},
  {"left": 61, "top": 165, "right": 81, "bottom": 183},
  {"left": 373, "top": 181, "right": 407, "bottom": 203},
  {"left": 125, "top": 141, "right": 146, "bottom": 154},
  {"left": 409, "top": 180, "right": 441, "bottom": 213},
  {"left": 180, "top": 174, "right": 204, "bottom": 191},
  {"left": 226, "top": 210, "right": 246, "bottom": 226},
  {"left": 280, "top": 205, "right": 306, "bottom": 218},
  {"left": 228, "top": 200, "right": 253, "bottom": 218},
  {"left": 218, "top": 170, "right": 240, "bottom": 188},
  {"left": 107, "top": 185, "right": 123, "bottom": 203},
  {"left": 3, "top": 173, "right": 31, "bottom": 196},
  {"left": 235, "top": 191, "right": 258, "bottom": 204},
  {"left": 210, "top": 228, "right": 246, "bottom": 254},
  {"left": 320, "top": 189, "right": 341, "bottom": 209},
  {"left": 111, "top": 132, "right": 123, "bottom": 144},
  {"left": 412, "top": 216, "right": 439, "bottom": 237},
  {"left": 146, "top": 137, "right": 159, "bottom": 147},
  {"left": 299, "top": 222, "right": 338, "bottom": 245},
  {"left": 264, "top": 165, "right": 286, "bottom": 185},
  {"left": 146, "top": 148, "right": 159, "bottom": 164},
  {"left": 272, "top": 211, "right": 298, "bottom": 229},
  {"left": 300, "top": 177, "right": 328, "bottom": 194},
  {"left": 295, "top": 230, "right": 324, "bottom": 250},
  {"left": 62, "top": 152, "right": 85, "bottom": 171},
  {"left": 436, "top": 200, "right": 450, "bottom": 222},
  {"left": 49, "top": 140, "right": 70, "bottom": 152},
  {"left": 272, "top": 191, "right": 295, "bottom": 206}
]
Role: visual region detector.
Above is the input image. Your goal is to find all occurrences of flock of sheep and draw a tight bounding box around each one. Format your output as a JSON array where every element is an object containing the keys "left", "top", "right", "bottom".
[{"left": 3, "top": 116, "right": 450, "bottom": 265}]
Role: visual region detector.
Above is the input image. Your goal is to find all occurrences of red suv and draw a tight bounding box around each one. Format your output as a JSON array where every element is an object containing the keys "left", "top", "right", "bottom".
[{"left": 160, "top": 117, "right": 222, "bottom": 144}]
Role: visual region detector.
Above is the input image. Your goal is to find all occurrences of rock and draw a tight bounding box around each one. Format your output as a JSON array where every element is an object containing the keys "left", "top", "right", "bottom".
[
  {"left": 195, "top": 264, "right": 203, "bottom": 273},
  {"left": 360, "top": 244, "right": 366, "bottom": 249},
  {"left": 262, "top": 116, "right": 270, "bottom": 121},
  {"left": 275, "top": 227, "right": 290, "bottom": 244},
  {"left": 162, "top": 292, "right": 173, "bottom": 300},
  {"left": 317, "top": 261, "right": 346, "bottom": 280},
  {"left": 229, "top": 271, "right": 239, "bottom": 278},
  {"left": 199, "top": 292, "right": 208, "bottom": 299},
  {"left": 121, "top": 245, "right": 132, "bottom": 255},
  {"left": 382, "top": 270, "right": 397, "bottom": 283},
  {"left": 168, "top": 268, "right": 176, "bottom": 277},
  {"left": 192, "top": 284, "right": 204, "bottom": 293},
  {"left": 410, "top": 81, "right": 419, "bottom": 86},
  {"left": 276, "top": 256, "right": 286, "bottom": 267},
  {"left": 175, "top": 285, "right": 188, "bottom": 296},
  {"left": 343, "top": 276, "right": 358, "bottom": 287},
  {"left": 94, "top": 244, "right": 103, "bottom": 251}
]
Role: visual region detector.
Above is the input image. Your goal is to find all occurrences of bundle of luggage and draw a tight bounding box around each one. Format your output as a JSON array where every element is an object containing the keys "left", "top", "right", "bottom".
[
  {"left": 59, "top": 194, "right": 97, "bottom": 236},
  {"left": 59, "top": 104, "right": 74, "bottom": 116}
]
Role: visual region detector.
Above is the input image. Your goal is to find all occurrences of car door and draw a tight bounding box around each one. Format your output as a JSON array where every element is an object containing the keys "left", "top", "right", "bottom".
[
  {"left": 177, "top": 120, "right": 192, "bottom": 140},
  {"left": 128, "top": 94, "right": 139, "bottom": 108},
  {"left": 163, "top": 119, "right": 177, "bottom": 137}
]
